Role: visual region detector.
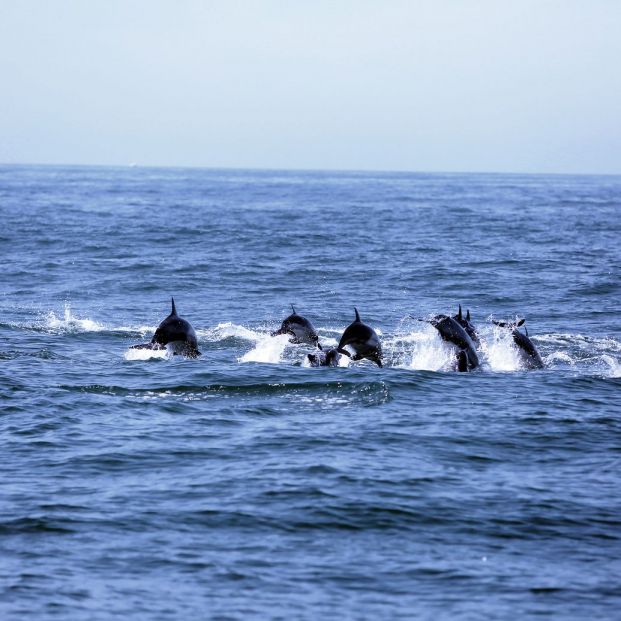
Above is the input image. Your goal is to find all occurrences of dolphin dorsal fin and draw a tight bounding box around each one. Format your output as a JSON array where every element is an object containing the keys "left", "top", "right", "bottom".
[
  {"left": 354, "top": 307, "right": 361, "bottom": 322},
  {"left": 291, "top": 304, "right": 296, "bottom": 314},
  {"left": 466, "top": 309, "right": 471, "bottom": 321},
  {"left": 171, "top": 297, "right": 177, "bottom": 315},
  {"left": 457, "top": 304, "right": 463, "bottom": 320}
]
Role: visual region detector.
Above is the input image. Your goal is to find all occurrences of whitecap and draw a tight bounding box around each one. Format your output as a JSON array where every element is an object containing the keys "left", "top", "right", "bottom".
[{"left": 239, "top": 333, "right": 290, "bottom": 364}]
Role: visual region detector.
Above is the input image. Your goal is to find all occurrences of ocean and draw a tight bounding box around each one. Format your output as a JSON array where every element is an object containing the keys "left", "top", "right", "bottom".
[{"left": 1, "top": 165, "right": 620, "bottom": 619}]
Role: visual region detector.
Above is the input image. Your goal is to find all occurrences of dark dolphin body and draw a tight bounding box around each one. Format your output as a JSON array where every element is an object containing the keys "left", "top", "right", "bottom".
[
  {"left": 131, "top": 298, "right": 201, "bottom": 358},
  {"left": 307, "top": 348, "right": 342, "bottom": 367},
  {"left": 453, "top": 305, "right": 479, "bottom": 345},
  {"left": 424, "top": 313, "right": 479, "bottom": 372},
  {"left": 492, "top": 318, "right": 544, "bottom": 369},
  {"left": 337, "top": 308, "right": 383, "bottom": 367},
  {"left": 272, "top": 306, "right": 320, "bottom": 347}
]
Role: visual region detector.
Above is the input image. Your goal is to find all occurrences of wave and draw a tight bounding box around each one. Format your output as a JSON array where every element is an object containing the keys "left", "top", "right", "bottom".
[
  {"left": 59, "top": 379, "right": 392, "bottom": 408},
  {"left": 535, "top": 333, "right": 621, "bottom": 353},
  {"left": 0, "top": 348, "right": 60, "bottom": 360}
]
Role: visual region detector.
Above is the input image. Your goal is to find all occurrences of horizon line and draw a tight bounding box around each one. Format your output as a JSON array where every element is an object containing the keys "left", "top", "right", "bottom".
[{"left": 1, "top": 160, "right": 620, "bottom": 178}]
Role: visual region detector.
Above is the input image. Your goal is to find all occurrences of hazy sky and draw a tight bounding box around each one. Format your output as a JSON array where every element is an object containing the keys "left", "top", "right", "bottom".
[{"left": 1, "top": 1, "right": 620, "bottom": 173}]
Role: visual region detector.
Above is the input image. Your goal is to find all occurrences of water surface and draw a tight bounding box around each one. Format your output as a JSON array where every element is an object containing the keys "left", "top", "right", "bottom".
[{"left": 1, "top": 165, "right": 620, "bottom": 619}]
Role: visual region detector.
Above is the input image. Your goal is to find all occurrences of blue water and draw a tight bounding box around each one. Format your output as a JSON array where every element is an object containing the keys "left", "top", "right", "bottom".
[{"left": 1, "top": 165, "right": 620, "bottom": 620}]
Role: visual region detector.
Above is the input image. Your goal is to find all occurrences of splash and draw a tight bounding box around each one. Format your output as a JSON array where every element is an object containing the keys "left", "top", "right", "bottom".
[
  {"left": 199, "top": 322, "right": 264, "bottom": 343},
  {"left": 387, "top": 321, "right": 527, "bottom": 372},
  {"left": 601, "top": 355, "right": 621, "bottom": 378},
  {"left": 544, "top": 351, "right": 574, "bottom": 365},
  {"left": 124, "top": 347, "right": 170, "bottom": 361},
  {"left": 239, "top": 333, "right": 289, "bottom": 364},
  {"left": 44, "top": 303, "right": 105, "bottom": 333},
  {"left": 481, "top": 326, "right": 522, "bottom": 372},
  {"left": 389, "top": 325, "right": 456, "bottom": 371}
]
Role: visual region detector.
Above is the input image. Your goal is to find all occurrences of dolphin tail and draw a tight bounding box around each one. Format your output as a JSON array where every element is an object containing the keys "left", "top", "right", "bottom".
[
  {"left": 171, "top": 297, "right": 177, "bottom": 316},
  {"left": 354, "top": 307, "right": 361, "bottom": 322}
]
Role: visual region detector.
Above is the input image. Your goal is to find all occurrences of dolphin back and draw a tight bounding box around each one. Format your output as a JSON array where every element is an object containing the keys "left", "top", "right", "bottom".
[
  {"left": 151, "top": 302, "right": 201, "bottom": 357},
  {"left": 272, "top": 309, "right": 319, "bottom": 345},
  {"left": 512, "top": 330, "right": 544, "bottom": 369},
  {"left": 431, "top": 316, "right": 479, "bottom": 371},
  {"left": 337, "top": 311, "right": 383, "bottom": 367}
]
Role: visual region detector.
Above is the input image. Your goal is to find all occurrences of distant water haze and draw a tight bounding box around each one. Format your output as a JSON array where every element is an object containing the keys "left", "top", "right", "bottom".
[{"left": 1, "top": 0, "right": 620, "bottom": 174}]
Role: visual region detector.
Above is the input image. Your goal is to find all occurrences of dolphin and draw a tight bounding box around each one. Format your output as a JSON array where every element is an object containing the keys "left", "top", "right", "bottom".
[
  {"left": 453, "top": 305, "right": 479, "bottom": 345},
  {"left": 337, "top": 308, "right": 383, "bottom": 367},
  {"left": 307, "top": 348, "right": 342, "bottom": 367},
  {"left": 131, "top": 298, "right": 201, "bottom": 358},
  {"left": 271, "top": 305, "right": 320, "bottom": 347},
  {"left": 419, "top": 313, "right": 479, "bottom": 371},
  {"left": 492, "top": 317, "right": 544, "bottom": 369}
]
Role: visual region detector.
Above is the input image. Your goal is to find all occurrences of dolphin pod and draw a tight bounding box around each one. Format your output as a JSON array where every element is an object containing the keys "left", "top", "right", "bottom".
[{"left": 131, "top": 301, "right": 545, "bottom": 371}]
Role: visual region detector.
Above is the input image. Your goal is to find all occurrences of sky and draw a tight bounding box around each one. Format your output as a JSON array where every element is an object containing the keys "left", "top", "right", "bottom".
[{"left": 1, "top": 0, "right": 620, "bottom": 174}]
